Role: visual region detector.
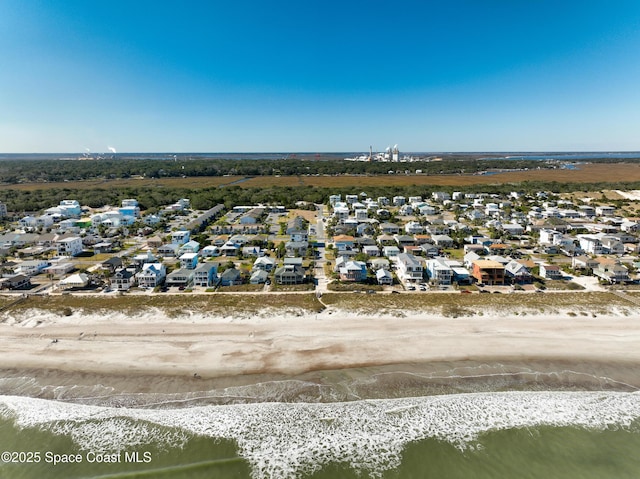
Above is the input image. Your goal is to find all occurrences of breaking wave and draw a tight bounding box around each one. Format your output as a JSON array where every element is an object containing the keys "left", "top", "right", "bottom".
[{"left": 1, "top": 391, "right": 640, "bottom": 479}]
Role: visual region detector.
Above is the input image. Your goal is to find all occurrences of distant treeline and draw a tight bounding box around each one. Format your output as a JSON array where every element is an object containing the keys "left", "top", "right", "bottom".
[
  {"left": 2, "top": 180, "right": 640, "bottom": 216},
  {"left": 1, "top": 157, "right": 628, "bottom": 184}
]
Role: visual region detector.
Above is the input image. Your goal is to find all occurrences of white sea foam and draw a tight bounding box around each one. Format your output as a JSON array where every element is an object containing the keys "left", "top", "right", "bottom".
[{"left": 1, "top": 391, "right": 640, "bottom": 479}]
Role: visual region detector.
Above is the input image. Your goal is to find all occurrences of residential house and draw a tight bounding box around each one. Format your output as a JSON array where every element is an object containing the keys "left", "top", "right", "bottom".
[
  {"left": 471, "top": 260, "right": 505, "bottom": 285},
  {"left": 362, "top": 245, "right": 380, "bottom": 257},
  {"left": 394, "top": 235, "right": 415, "bottom": 248},
  {"left": 595, "top": 206, "right": 615, "bottom": 216},
  {"left": 242, "top": 245, "right": 263, "bottom": 257},
  {"left": 600, "top": 237, "right": 625, "bottom": 255},
  {"left": 201, "top": 245, "right": 220, "bottom": 258},
  {"left": 333, "top": 235, "right": 355, "bottom": 252},
  {"left": 59, "top": 273, "right": 89, "bottom": 289},
  {"left": 572, "top": 256, "right": 600, "bottom": 271},
  {"left": 253, "top": 256, "right": 276, "bottom": 272},
  {"left": 539, "top": 264, "right": 563, "bottom": 280},
  {"left": 504, "top": 260, "right": 533, "bottom": 284},
  {"left": 379, "top": 223, "right": 400, "bottom": 235},
  {"left": 136, "top": 263, "right": 167, "bottom": 288},
  {"left": 290, "top": 229, "right": 309, "bottom": 243},
  {"left": 179, "top": 252, "right": 199, "bottom": 269},
  {"left": 219, "top": 267, "right": 242, "bottom": 286},
  {"left": 166, "top": 268, "right": 194, "bottom": 287},
  {"left": 146, "top": 236, "right": 163, "bottom": 248},
  {"left": 383, "top": 245, "right": 400, "bottom": 258},
  {"left": 404, "top": 221, "right": 424, "bottom": 234},
  {"left": 593, "top": 260, "right": 630, "bottom": 284},
  {"left": 220, "top": 241, "right": 240, "bottom": 256},
  {"left": 250, "top": 269, "right": 269, "bottom": 284},
  {"left": 370, "top": 258, "right": 390, "bottom": 271},
  {"left": 274, "top": 264, "right": 305, "bottom": 285},
  {"left": 419, "top": 243, "right": 440, "bottom": 257},
  {"left": 171, "top": 230, "right": 191, "bottom": 245},
  {"left": 431, "top": 234, "right": 454, "bottom": 248},
  {"left": 179, "top": 240, "right": 201, "bottom": 255},
  {"left": 396, "top": 253, "right": 424, "bottom": 284},
  {"left": 113, "top": 268, "right": 136, "bottom": 291},
  {"left": 240, "top": 207, "right": 265, "bottom": 224},
  {"left": 286, "top": 216, "right": 306, "bottom": 235},
  {"left": 425, "top": 257, "right": 453, "bottom": 285},
  {"left": 339, "top": 260, "right": 367, "bottom": 282},
  {"left": 43, "top": 262, "right": 75, "bottom": 276},
  {"left": 0, "top": 274, "right": 31, "bottom": 290},
  {"left": 158, "top": 243, "right": 180, "bottom": 257},
  {"left": 15, "top": 259, "right": 50, "bottom": 276},
  {"left": 376, "top": 268, "right": 394, "bottom": 285},
  {"left": 193, "top": 263, "right": 218, "bottom": 287},
  {"left": 285, "top": 241, "right": 308, "bottom": 258},
  {"left": 578, "top": 235, "right": 604, "bottom": 255},
  {"left": 101, "top": 257, "right": 123, "bottom": 273},
  {"left": 55, "top": 237, "right": 83, "bottom": 257}
]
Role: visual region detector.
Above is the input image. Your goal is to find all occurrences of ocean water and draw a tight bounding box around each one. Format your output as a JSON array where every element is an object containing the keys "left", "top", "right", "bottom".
[{"left": 1, "top": 366, "right": 640, "bottom": 479}]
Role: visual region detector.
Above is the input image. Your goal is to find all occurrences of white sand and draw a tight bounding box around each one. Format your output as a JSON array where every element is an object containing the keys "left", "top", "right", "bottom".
[{"left": 1, "top": 306, "right": 639, "bottom": 379}]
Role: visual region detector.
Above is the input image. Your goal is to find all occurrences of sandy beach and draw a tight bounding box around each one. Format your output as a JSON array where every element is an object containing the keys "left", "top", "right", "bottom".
[{"left": 1, "top": 302, "right": 640, "bottom": 394}]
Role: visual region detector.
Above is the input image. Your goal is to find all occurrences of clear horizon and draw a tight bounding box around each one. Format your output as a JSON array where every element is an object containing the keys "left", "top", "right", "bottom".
[{"left": 2, "top": 1, "right": 640, "bottom": 153}]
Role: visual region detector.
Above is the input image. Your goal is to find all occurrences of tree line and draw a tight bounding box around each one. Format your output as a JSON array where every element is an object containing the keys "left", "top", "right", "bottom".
[
  {"left": 3, "top": 179, "right": 640, "bottom": 216},
  {"left": 3, "top": 156, "right": 631, "bottom": 184}
]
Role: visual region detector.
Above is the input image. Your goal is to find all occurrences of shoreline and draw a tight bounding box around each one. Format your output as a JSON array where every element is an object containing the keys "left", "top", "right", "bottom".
[{"left": 1, "top": 301, "right": 640, "bottom": 401}]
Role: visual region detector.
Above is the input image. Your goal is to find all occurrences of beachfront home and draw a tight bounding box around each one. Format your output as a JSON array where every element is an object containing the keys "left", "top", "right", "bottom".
[
  {"left": 396, "top": 253, "right": 424, "bottom": 284},
  {"left": 136, "top": 263, "right": 167, "bottom": 288},
  {"left": 113, "top": 268, "right": 136, "bottom": 291},
  {"left": 471, "top": 260, "right": 505, "bottom": 285},
  {"left": 219, "top": 268, "right": 242, "bottom": 286},
  {"left": 165, "top": 268, "right": 194, "bottom": 287},
  {"left": 158, "top": 244, "right": 180, "bottom": 257},
  {"left": 593, "top": 260, "right": 630, "bottom": 284},
  {"left": 274, "top": 264, "right": 305, "bottom": 285},
  {"left": 250, "top": 269, "right": 269, "bottom": 284},
  {"left": 539, "top": 264, "right": 563, "bottom": 280},
  {"left": 376, "top": 268, "right": 394, "bottom": 285},
  {"left": 193, "top": 263, "right": 218, "bottom": 287},
  {"left": 425, "top": 257, "right": 453, "bottom": 285},
  {"left": 504, "top": 260, "right": 533, "bottom": 284}
]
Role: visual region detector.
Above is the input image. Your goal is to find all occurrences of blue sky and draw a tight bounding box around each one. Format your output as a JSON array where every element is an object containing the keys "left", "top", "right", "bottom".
[{"left": 2, "top": 1, "right": 640, "bottom": 153}]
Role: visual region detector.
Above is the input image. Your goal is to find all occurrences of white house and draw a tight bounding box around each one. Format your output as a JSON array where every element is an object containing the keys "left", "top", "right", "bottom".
[
  {"left": 425, "top": 257, "right": 453, "bottom": 285},
  {"left": 56, "top": 237, "right": 83, "bottom": 257},
  {"left": 404, "top": 221, "right": 424, "bottom": 234},
  {"left": 16, "top": 259, "right": 50, "bottom": 276},
  {"left": 376, "top": 268, "right": 394, "bottom": 285},
  {"left": 396, "top": 253, "right": 424, "bottom": 284},
  {"left": 136, "top": 263, "right": 167, "bottom": 288}
]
